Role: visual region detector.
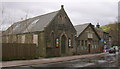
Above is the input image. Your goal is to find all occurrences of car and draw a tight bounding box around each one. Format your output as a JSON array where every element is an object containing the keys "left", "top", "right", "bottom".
[
  {"left": 109, "top": 48, "right": 116, "bottom": 53},
  {"left": 112, "top": 46, "right": 119, "bottom": 52},
  {"left": 105, "top": 48, "right": 110, "bottom": 52}
]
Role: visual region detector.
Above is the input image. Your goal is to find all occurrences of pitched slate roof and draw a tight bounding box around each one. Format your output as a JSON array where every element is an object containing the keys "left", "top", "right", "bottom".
[
  {"left": 94, "top": 27, "right": 108, "bottom": 38},
  {"left": 75, "top": 23, "right": 101, "bottom": 40},
  {"left": 74, "top": 23, "right": 90, "bottom": 36},
  {"left": 3, "top": 10, "right": 59, "bottom": 35}
]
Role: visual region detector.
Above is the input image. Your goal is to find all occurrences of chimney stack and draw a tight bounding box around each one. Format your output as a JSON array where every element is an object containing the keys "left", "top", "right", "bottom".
[
  {"left": 96, "top": 23, "right": 100, "bottom": 28},
  {"left": 61, "top": 5, "right": 64, "bottom": 9}
]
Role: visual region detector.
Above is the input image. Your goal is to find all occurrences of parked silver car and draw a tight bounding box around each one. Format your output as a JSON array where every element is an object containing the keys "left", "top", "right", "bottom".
[{"left": 112, "top": 46, "right": 119, "bottom": 52}]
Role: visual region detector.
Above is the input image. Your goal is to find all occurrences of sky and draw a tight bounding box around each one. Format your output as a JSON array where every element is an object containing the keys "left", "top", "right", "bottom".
[{"left": 0, "top": 0, "right": 119, "bottom": 31}]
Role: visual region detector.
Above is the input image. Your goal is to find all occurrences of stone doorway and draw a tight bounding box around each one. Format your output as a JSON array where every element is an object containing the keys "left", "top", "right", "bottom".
[
  {"left": 88, "top": 44, "right": 91, "bottom": 53},
  {"left": 61, "top": 35, "right": 67, "bottom": 54},
  {"left": 88, "top": 39, "right": 92, "bottom": 53}
]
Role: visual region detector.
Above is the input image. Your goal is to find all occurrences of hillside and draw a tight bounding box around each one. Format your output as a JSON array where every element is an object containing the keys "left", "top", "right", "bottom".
[{"left": 100, "top": 23, "right": 120, "bottom": 46}]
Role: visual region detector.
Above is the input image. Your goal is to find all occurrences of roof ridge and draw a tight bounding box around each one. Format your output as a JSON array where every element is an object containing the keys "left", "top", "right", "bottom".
[
  {"left": 37, "top": 10, "right": 60, "bottom": 17},
  {"left": 75, "top": 23, "right": 91, "bottom": 27},
  {"left": 12, "top": 10, "right": 60, "bottom": 25}
]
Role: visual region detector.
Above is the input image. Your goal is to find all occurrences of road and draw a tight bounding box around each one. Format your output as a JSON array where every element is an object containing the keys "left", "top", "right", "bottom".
[{"left": 2, "top": 52, "right": 120, "bottom": 69}]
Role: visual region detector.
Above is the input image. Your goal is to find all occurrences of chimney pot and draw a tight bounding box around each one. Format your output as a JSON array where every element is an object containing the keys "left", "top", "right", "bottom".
[
  {"left": 96, "top": 22, "right": 100, "bottom": 28},
  {"left": 61, "top": 5, "right": 64, "bottom": 8}
]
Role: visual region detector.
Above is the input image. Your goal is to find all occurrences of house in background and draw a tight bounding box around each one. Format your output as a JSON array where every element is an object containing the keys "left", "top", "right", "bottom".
[
  {"left": 95, "top": 23, "right": 111, "bottom": 51},
  {"left": 2, "top": 5, "right": 76, "bottom": 57},
  {"left": 74, "top": 23, "right": 101, "bottom": 54}
]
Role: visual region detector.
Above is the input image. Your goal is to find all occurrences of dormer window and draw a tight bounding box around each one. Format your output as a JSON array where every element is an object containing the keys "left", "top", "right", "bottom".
[
  {"left": 28, "top": 19, "right": 39, "bottom": 29},
  {"left": 13, "top": 24, "right": 20, "bottom": 31}
]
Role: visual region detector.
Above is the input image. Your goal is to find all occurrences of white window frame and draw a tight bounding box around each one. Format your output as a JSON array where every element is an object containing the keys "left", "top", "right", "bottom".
[
  {"left": 68, "top": 39, "right": 71, "bottom": 47},
  {"left": 88, "top": 33, "right": 93, "bottom": 38},
  {"left": 6, "top": 36, "right": 9, "bottom": 43},
  {"left": 21, "top": 35, "right": 25, "bottom": 43},
  {"left": 27, "top": 19, "right": 39, "bottom": 29},
  {"left": 33, "top": 34, "right": 38, "bottom": 45}
]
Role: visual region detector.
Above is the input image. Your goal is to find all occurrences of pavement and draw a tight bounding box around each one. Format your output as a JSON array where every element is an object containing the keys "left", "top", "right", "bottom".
[{"left": 1, "top": 53, "right": 106, "bottom": 68}]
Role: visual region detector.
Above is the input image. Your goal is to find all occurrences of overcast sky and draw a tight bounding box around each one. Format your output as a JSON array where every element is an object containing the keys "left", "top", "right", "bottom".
[{"left": 0, "top": 0, "right": 119, "bottom": 31}]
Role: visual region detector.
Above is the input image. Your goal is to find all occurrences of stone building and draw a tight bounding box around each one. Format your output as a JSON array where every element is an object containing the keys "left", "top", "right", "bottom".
[
  {"left": 75, "top": 23, "right": 101, "bottom": 54},
  {"left": 2, "top": 5, "right": 76, "bottom": 57},
  {"left": 95, "top": 23, "right": 112, "bottom": 51}
]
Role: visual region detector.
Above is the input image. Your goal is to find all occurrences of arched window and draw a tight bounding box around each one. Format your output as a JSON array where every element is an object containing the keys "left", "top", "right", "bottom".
[
  {"left": 51, "top": 32, "right": 54, "bottom": 47},
  {"left": 68, "top": 38, "right": 71, "bottom": 48},
  {"left": 56, "top": 38, "right": 59, "bottom": 48}
]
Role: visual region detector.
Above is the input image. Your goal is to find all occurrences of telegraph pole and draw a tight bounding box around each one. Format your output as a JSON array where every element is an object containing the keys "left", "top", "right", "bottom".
[{"left": 117, "top": 1, "right": 120, "bottom": 46}]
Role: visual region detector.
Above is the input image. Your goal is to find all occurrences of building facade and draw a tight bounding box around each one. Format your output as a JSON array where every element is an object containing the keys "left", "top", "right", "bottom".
[
  {"left": 2, "top": 5, "right": 76, "bottom": 57},
  {"left": 2, "top": 5, "right": 106, "bottom": 58},
  {"left": 75, "top": 23, "right": 101, "bottom": 54}
]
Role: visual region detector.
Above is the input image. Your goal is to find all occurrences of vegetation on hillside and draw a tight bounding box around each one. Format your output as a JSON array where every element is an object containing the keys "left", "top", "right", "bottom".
[
  {"left": 100, "top": 25, "right": 111, "bottom": 31},
  {"left": 100, "top": 23, "right": 118, "bottom": 31},
  {"left": 100, "top": 23, "right": 120, "bottom": 46}
]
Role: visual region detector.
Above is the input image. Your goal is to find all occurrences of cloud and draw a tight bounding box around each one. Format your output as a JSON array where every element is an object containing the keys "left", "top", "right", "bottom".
[
  {"left": 2, "top": 0, "right": 119, "bottom": 2},
  {"left": 63, "top": 2, "right": 117, "bottom": 25},
  {"left": 0, "top": 1, "right": 118, "bottom": 30}
]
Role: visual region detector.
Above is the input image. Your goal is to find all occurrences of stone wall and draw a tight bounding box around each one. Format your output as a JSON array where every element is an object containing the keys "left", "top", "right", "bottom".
[{"left": 44, "top": 8, "right": 76, "bottom": 57}]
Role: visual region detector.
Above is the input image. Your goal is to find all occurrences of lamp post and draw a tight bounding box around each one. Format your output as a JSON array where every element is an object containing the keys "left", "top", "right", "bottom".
[{"left": 118, "top": 1, "right": 120, "bottom": 46}]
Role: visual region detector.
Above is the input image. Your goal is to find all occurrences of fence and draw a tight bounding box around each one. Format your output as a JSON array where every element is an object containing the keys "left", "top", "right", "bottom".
[
  {"left": 2, "top": 43, "right": 37, "bottom": 61},
  {"left": 46, "top": 48, "right": 60, "bottom": 57}
]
